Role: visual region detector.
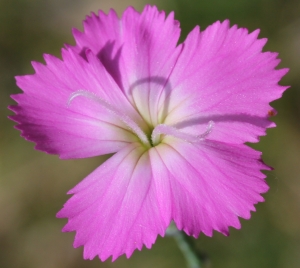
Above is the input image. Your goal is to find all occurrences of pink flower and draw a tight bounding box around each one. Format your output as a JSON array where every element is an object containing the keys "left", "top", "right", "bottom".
[{"left": 9, "top": 5, "right": 288, "bottom": 261}]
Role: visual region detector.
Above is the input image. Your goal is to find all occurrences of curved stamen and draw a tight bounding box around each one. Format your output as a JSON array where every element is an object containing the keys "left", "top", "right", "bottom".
[
  {"left": 68, "top": 90, "right": 150, "bottom": 146},
  {"left": 151, "top": 120, "right": 214, "bottom": 146}
]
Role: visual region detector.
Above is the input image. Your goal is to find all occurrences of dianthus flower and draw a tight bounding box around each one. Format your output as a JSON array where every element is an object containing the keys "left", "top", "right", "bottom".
[{"left": 9, "top": 5, "right": 288, "bottom": 262}]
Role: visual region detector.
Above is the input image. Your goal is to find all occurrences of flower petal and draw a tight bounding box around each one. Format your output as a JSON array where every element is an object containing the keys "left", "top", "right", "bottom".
[
  {"left": 164, "top": 20, "right": 288, "bottom": 143},
  {"left": 72, "top": 5, "right": 182, "bottom": 126},
  {"left": 153, "top": 139, "right": 269, "bottom": 237},
  {"left": 57, "top": 143, "right": 169, "bottom": 261},
  {"left": 9, "top": 49, "right": 144, "bottom": 158}
]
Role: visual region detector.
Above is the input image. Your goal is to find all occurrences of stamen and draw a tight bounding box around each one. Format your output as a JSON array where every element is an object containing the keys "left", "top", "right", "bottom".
[
  {"left": 151, "top": 121, "right": 214, "bottom": 145},
  {"left": 68, "top": 90, "right": 150, "bottom": 146}
]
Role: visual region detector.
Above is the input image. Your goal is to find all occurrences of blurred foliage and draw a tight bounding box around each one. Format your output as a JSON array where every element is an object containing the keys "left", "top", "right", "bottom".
[{"left": 1, "top": 0, "right": 299, "bottom": 267}]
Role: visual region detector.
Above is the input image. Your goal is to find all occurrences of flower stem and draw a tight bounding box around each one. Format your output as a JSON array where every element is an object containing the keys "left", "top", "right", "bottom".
[{"left": 166, "top": 223, "right": 204, "bottom": 268}]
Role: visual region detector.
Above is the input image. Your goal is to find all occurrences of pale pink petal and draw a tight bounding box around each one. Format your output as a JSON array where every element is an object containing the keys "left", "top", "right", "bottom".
[
  {"left": 57, "top": 143, "right": 169, "bottom": 261},
  {"left": 9, "top": 49, "right": 145, "bottom": 158},
  {"left": 164, "top": 20, "right": 288, "bottom": 143},
  {"left": 72, "top": 5, "right": 182, "bottom": 126},
  {"left": 153, "top": 138, "right": 269, "bottom": 237}
]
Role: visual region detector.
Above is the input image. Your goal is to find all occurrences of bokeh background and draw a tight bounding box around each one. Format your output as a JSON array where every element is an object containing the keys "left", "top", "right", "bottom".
[{"left": 1, "top": 0, "right": 299, "bottom": 267}]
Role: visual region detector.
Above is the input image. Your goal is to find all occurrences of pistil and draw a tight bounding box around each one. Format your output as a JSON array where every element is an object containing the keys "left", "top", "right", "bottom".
[
  {"left": 67, "top": 90, "right": 214, "bottom": 149},
  {"left": 151, "top": 121, "right": 214, "bottom": 146},
  {"left": 68, "top": 90, "right": 151, "bottom": 147}
]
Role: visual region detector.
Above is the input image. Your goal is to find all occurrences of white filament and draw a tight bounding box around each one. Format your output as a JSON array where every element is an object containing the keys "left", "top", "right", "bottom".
[
  {"left": 151, "top": 121, "right": 214, "bottom": 146},
  {"left": 67, "top": 90, "right": 150, "bottom": 146}
]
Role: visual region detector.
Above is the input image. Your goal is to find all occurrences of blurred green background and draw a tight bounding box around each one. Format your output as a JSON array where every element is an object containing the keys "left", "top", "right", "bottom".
[{"left": 1, "top": 0, "right": 299, "bottom": 267}]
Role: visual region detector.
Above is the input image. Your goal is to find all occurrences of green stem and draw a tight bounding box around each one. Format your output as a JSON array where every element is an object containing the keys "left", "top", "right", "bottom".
[{"left": 167, "top": 223, "right": 203, "bottom": 268}]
